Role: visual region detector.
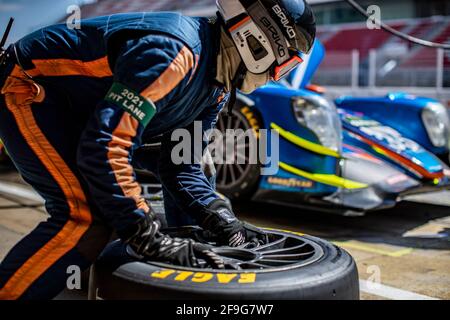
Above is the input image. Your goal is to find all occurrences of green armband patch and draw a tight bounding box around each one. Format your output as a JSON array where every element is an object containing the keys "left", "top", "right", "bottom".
[{"left": 105, "top": 82, "right": 156, "bottom": 127}]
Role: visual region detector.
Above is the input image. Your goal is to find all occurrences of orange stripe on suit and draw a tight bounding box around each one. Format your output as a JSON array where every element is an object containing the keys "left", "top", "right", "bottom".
[
  {"left": 12, "top": 56, "right": 113, "bottom": 78},
  {"left": 104, "top": 45, "right": 194, "bottom": 212},
  {"left": 0, "top": 71, "right": 92, "bottom": 300},
  {"left": 141, "top": 46, "right": 194, "bottom": 102},
  {"left": 107, "top": 113, "right": 149, "bottom": 213}
]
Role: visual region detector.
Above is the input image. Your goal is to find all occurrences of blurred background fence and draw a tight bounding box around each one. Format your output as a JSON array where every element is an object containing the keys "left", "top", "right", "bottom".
[
  {"left": 1, "top": 0, "right": 449, "bottom": 103},
  {"left": 74, "top": 0, "right": 450, "bottom": 102},
  {"left": 314, "top": 16, "right": 450, "bottom": 89}
]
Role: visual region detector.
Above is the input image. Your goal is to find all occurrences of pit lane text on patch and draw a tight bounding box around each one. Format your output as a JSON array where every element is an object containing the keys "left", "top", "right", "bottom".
[{"left": 106, "top": 82, "right": 156, "bottom": 127}]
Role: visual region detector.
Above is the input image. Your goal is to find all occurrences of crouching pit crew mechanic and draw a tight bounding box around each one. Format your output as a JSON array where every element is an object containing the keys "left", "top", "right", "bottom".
[{"left": 0, "top": 0, "right": 315, "bottom": 299}]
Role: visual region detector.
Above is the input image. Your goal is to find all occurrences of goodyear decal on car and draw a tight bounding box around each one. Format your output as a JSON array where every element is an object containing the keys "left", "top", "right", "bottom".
[
  {"left": 267, "top": 176, "right": 314, "bottom": 188},
  {"left": 106, "top": 82, "right": 156, "bottom": 127},
  {"left": 151, "top": 269, "right": 256, "bottom": 284}
]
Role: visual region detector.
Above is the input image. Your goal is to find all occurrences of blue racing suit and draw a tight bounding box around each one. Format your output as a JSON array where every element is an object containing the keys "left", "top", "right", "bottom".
[{"left": 0, "top": 12, "right": 226, "bottom": 299}]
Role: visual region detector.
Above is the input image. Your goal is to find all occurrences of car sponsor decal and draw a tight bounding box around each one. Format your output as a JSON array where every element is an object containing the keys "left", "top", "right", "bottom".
[
  {"left": 345, "top": 118, "right": 380, "bottom": 128},
  {"left": 386, "top": 174, "right": 409, "bottom": 185},
  {"left": 342, "top": 111, "right": 445, "bottom": 179},
  {"left": 343, "top": 113, "right": 421, "bottom": 153},
  {"left": 150, "top": 269, "right": 256, "bottom": 284},
  {"left": 105, "top": 82, "right": 156, "bottom": 127},
  {"left": 350, "top": 132, "right": 444, "bottom": 180},
  {"left": 267, "top": 176, "right": 314, "bottom": 188},
  {"left": 359, "top": 126, "right": 421, "bottom": 154}
]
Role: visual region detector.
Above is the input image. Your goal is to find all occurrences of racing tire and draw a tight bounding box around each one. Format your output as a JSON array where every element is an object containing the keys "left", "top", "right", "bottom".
[
  {"left": 89, "top": 229, "right": 359, "bottom": 300},
  {"left": 214, "top": 100, "right": 262, "bottom": 200}
]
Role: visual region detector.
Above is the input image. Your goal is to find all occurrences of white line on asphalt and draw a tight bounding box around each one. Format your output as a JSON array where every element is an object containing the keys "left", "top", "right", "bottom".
[
  {"left": 359, "top": 280, "right": 440, "bottom": 300},
  {"left": 0, "top": 181, "right": 44, "bottom": 203}
]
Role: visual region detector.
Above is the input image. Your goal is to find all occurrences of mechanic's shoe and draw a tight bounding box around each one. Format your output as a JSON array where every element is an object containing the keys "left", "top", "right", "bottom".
[
  {"left": 123, "top": 214, "right": 226, "bottom": 269},
  {"left": 201, "top": 199, "right": 269, "bottom": 248}
]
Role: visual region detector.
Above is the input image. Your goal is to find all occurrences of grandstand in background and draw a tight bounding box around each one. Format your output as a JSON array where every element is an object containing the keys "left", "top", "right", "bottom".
[
  {"left": 310, "top": 0, "right": 449, "bottom": 102},
  {"left": 315, "top": 16, "right": 450, "bottom": 88},
  {"left": 74, "top": 0, "right": 450, "bottom": 102}
]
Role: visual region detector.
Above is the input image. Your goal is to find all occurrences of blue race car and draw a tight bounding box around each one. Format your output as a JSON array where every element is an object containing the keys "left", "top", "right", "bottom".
[
  {"left": 336, "top": 93, "right": 450, "bottom": 166},
  {"left": 214, "top": 40, "right": 450, "bottom": 216}
]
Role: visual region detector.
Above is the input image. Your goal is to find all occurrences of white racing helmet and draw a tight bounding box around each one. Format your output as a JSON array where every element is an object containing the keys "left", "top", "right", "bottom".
[{"left": 216, "top": 0, "right": 316, "bottom": 80}]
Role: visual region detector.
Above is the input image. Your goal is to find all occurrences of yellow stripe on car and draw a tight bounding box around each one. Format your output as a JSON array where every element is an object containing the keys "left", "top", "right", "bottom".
[
  {"left": 271, "top": 123, "right": 340, "bottom": 158},
  {"left": 279, "top": 161, "right": 368, "bottom": 190}
]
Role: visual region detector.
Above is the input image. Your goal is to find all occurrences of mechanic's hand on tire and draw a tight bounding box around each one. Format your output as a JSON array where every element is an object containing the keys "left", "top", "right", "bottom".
[
  {"left": 121, "top": 212, "right": 225, "bottom": 269},
  {"left": 201, "top": 199, "right": 269, "bottom": 248}
]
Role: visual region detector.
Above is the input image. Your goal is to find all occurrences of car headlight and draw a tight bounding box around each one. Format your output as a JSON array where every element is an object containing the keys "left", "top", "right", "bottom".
[
  {"left": 422, "top": 102, "right": 450, "bottom": 148},
  {"left": 292, "top": 95, "right": 342, "bottom": 153}
]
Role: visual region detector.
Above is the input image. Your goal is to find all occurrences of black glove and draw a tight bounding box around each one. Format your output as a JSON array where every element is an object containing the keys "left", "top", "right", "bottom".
[
  {"left": 121, "top": 212, "right": 225, "bottom": 269},
  {"left": 200, "top": 199, "right": 269, "bottom": 248}
]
